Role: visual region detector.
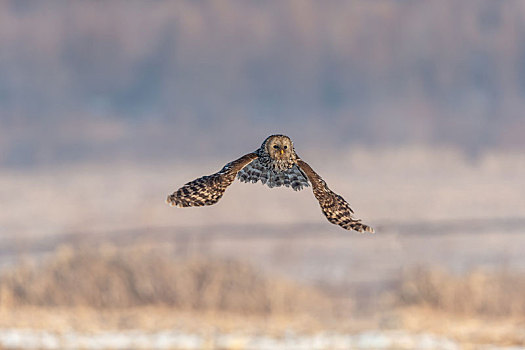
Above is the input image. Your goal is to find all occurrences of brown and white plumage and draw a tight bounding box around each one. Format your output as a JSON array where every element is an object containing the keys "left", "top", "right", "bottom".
[
  {"left": 166, "top": 135, "right": 374, "bottom": 233},
  {"left": 166, "top": 153, "right": 258, "bottom": 207}
]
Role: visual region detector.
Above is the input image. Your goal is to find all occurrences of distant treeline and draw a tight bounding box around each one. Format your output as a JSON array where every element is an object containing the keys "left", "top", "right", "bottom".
[{"left": 1, "top": 0, "right": 524, "bottom": 166}]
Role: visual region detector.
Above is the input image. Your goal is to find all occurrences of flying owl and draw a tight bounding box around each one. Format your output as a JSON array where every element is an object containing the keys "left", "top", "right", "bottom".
[{"left": 166, "top": 135, "right": 374, "bottom": 233}]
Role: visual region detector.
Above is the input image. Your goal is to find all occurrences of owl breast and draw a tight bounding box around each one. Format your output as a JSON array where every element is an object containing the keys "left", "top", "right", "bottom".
[
  {"left": 271, "top": 158, "right": 295, "bottom": 172},
  {"left": 237, "top": 157, "right": 309, "bottom": 191}
]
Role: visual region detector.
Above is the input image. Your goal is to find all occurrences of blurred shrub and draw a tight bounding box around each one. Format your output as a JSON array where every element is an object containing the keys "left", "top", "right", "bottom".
[
  {"left": 398, "top": 266, "right": 525, "bottom": 317},
  {"left": 0, "top": 245, "right": 332, "bottom": 317}
]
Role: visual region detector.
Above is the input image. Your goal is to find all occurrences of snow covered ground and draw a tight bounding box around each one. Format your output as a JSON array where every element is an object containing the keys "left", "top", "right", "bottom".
[{"left": 0, "top": 328, "right": 462, "bottom": 350}]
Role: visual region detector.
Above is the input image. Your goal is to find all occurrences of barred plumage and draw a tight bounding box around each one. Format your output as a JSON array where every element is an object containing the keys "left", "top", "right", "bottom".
[
  {"left": 296, "top": 159, "right": 374, "bottom": 233},
  {"left": 166, "top": 153, "right": 258, "bottom": 207},
  {"left": 237, "top": 159, "right": 309, "bottom": 191},
  {"left": 166, "top": 135, "right": 374, "bottom": 233}
]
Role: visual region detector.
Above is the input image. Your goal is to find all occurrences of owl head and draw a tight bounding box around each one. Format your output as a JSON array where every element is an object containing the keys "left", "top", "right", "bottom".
[{"left": 263, "top": 134, "right": 294, "bottom": 160}]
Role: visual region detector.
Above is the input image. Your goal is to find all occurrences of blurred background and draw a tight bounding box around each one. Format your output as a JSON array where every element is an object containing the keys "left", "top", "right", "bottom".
[{"left": 1, "top": 1, "right": 525, "bottom": 349}]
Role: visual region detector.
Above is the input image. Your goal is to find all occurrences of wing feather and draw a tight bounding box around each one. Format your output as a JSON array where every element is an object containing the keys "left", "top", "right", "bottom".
[
  {"left": 167, "top": 153, "right": 258, "bottom": 207},
  {"left": 296, "top": 159, "right": 374, "bottom": 233}
]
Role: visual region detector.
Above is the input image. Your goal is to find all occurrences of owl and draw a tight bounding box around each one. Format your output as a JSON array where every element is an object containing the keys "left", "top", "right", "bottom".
[{"left": 166, "top": 135, "right": 374, "bottom": 233}]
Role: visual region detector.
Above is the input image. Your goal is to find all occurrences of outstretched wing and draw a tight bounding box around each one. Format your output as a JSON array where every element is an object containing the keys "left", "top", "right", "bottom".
[
  {"left": 167, "top": 153, "right": 258, "bottom": 207},
  {"left": 296, "top": 159, "right": 374, "bottom": 233}
]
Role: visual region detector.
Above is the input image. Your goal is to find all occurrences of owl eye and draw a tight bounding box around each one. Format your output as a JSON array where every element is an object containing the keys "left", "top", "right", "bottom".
[
  {"left": 284, "top": 145, "right": 288, "bottom": 149},
  {"left": 273, "top": 145, "right": 279, "bottom": 149}
]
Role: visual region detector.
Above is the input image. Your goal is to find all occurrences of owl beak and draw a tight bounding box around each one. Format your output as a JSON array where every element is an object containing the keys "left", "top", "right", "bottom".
[{"left": 280, "top": 149, "right": 284, "bottom": 155}]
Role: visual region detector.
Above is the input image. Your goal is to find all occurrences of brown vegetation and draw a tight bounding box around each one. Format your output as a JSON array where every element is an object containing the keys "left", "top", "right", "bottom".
[
  {"left": 0, "top": 246, "right": 332, "bottom": 318},
  {"left": 398, "top": 266, "right": 525, "bottom": 317},
  {"left": 1, "top": 246, "right": 525, "bottom": 346}
]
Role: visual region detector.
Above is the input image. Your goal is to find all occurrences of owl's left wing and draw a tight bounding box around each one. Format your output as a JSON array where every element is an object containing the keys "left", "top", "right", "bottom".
[
  {"left": 296, "top": 159, "right": 374, "bottom": 233},
  {"left": 167, "top": 153, "right": 258, "bottom": 207}
]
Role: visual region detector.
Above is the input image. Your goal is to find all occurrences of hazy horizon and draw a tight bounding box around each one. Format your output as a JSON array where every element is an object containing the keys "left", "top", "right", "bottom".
[{"left": 1, "top": 0, "right": 525, "bottom": 168}]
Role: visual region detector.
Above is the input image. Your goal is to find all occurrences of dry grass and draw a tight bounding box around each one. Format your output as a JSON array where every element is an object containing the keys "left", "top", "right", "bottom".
[
  {"left": 387, "top": 267, "right": 525, "bottom": 346},
  {"left": 0, "top": 245, "right": 333, "bottom": 318},
  {"left": 397, "top": 266, "right": 525, "bottom": 317},
  {"left": 2, "top": 248, "right": 525, "bottom": 346},
  {"left": 397, "top": 307, "right": 525, "bottom": 347}
]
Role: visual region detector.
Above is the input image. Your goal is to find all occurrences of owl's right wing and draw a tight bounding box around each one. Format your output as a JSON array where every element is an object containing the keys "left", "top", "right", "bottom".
[
  {"left": 167, "top": 153, "right": 258, "bottom": 207},
  {"left": 296, "top": 159, "right": 374, "bottom": 233}
]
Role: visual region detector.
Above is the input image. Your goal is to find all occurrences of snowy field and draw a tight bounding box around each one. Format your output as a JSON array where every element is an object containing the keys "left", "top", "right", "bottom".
[{"left": 0, "top": 328, "right": 463, "bottom": 350}]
